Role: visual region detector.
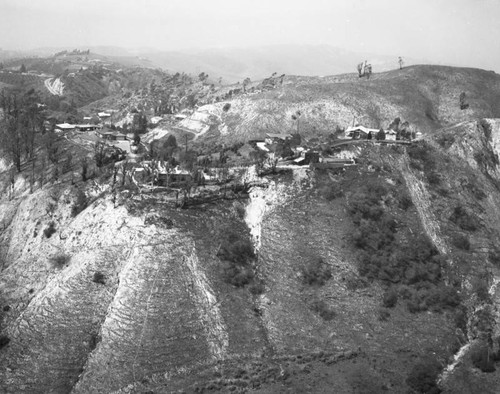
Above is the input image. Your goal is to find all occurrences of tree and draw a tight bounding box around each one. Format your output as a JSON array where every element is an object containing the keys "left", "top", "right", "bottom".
[
  {"left": 291, "top": 110, "right": 302, "bottom": 135},
  {"left": 376, "top": 129, "right": 386, "bottom": 141},
  {"left": 19, "top": 64, "right": 26, "bottom": 73},
  {"left": 132, "top": 113, "right": 148, "bottom": 134},
  {"left": 242, "top": 77, "right": 251, "bottom": 92},
  {"left": 0, "top": 91, "right": 24, "bottom": 171},
  {"left": 459, "top": 92, "right": 469, "bottom": 110},
  {"left": 398, "top": 56, "right": 404, "bottom": 70}
]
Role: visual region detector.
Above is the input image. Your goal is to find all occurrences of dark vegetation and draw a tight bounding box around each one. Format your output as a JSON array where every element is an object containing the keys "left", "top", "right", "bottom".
[
  {"left": 92, "top": 272, "right": 106, "bottom": 285},
  {"left": 310, "top": 298, "right": 336, "bottom": 321},
  {"left": 49, "top": 253, "right": 71, "bottom": 269},
  {"left": 43, "top": 222, "right": 57, "bottom": 238},
  {"left": 470, "top": 343, "right": 498, "bottom": 373},
  {"left": 406, "top": 357, "right": 442, "bottom": 394},
  {"left": 217, "top": 227, "right": 257, "bottom": 288},
  {"left": 348, "top": 178, "right": 461, "bottom": 313},
  {"left": 300, "top": 258, "right": 332, "bottom": 286},
  {"left": 449, "top": 205, "right": 480, "bottom": 231},
  {"left": 0, "top": 335, "right": 10, "bottom": 350},
  {"left": 71, "top": 189, "right": 88, "bottom": 217}
]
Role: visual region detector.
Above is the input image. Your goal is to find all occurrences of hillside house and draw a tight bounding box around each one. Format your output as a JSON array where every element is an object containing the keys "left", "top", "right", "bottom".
[
  {"left": 344, "top": 125, "right": 379, "bottom": 139},
  {"left": 97, "top": 130, "right": 128, "bottom": 141},
  {"left": 55, "top": 123, "right": 75, "bottom": 132},
  {"left": 75, "top": 124, "right": 100, "bottom": 132},
  {"left": 265, "top": 133, "right": 292, "bottom": 145}
]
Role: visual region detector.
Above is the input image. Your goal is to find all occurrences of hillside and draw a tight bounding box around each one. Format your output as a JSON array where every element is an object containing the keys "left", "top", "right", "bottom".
[
  {"left": 2, "top": 65, "right": 500, "bottom": 393},
  {"left": 1, "top": 116, "right": 500, "bottom": 392},
  {"left": 183, "top": 65, "right": 500, "bottom": 144}
]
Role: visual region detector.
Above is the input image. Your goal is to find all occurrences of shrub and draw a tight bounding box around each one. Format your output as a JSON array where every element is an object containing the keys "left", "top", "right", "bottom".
[
  {"left": 382, "top": 288, "right": 398, "bottom": 308},
  {"left": 221, "top": 262, "right": 254, "bottom": 287},
  {"left": 49, "top": 253, "right": 71, "bottom": 268},
  {"left": 43, "top": 222, "right": 57, "bottom": 238},
  {"left": 217, "top": 228, "right": 257, "bottom": 288},
  {"left": 451, "top": 234, "right": 471, "bottom": 251},
  {"left": 449, "top": 206, "right": 479, "bottom": 231},
  {"left": 321, "top": 183, "right": 343, "bottom": 201},
  {"left": 470, "top": 344, "right": 496, "bottom": 372},
  {"left": 92, "top": 272, "right": 106, "bottom": 285},
  {"left": 0, "top": 335, "right": 10, "bottom": 349},
  {"left": 301, "top": 258, "right": 332, "bottom": 286},
  {"left": 480, "top": 119, "right": 492, "bottom": 141},
  {"left": 249, "top": 280, "right": 265, "bottom": 295},
  {"left": 71, "top": 189, "right": 88, "bottom": 217},
  {"left": 426, "top": 171, "right": 441, "bottom": 186},
  {"left": 398, "top": 193, "right": 413, "bottom": 210},
  {"left": 488, "top": 248, "right": 500, "bottom": 266},
  {"left": 407, "top": 142, "right": 436, "bottom": 172},
  {"left": 310, "top": 299, "right": 336, "bottom": 321},
  {"left": 406, "top": 357, "right": 442, "bottom": 393}
]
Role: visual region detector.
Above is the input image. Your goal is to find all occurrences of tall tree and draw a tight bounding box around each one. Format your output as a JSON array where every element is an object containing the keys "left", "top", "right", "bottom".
[{"left": 0, "top": 91, "right": 23, "bottom": 171}]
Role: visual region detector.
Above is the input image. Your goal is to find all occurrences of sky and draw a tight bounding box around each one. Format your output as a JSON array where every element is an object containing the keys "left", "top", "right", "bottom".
[{"left": 0, "top": 0, "right": 499, "bottom": 71}]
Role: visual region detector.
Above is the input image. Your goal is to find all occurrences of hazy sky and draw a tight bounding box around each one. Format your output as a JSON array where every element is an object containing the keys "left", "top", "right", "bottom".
[{"left": 1, "top": 0, "right": 499, "bottom": 71}]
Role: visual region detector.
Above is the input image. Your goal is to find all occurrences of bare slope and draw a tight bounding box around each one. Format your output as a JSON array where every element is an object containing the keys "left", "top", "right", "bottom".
[{"left": 192, "top": 65, "right": 500, "bottom": 143}]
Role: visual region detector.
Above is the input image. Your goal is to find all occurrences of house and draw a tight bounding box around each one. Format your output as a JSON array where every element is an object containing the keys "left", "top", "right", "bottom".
[
  {"left": 98, "top": 112, "right": 111, "bottom": 118},
  {"left": 97, "top": 129, "right": 128, "bottom": 141},
  {"left": 265, "top": 133, "right": 292, "bottom": 145},
  {"left": 55, "top": 123, "right": 75, "bottom": 132},
  {"left": 75, "top": 124, "right": 100, "bottom": 132},
  {"left": 344, "top": 125, "right": 379, "bottom": 140},
  {"left": 385, "top": 129, "right": 397, "bottom": 141}
]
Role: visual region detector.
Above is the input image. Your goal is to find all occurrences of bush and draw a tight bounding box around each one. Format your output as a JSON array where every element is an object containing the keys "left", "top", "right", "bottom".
[
  {"left": 49, "top": 253, "right": 71, "bottom": 268},
  {"left": 321, "top": 183, "right": 343, "bottom": 201},
  {"left": 426, "top": 171, "right": 441, "bottom": 186},
  {"left": 382, "top": 288, "right": 398, "bottom": 308},
  {"left": 92, "top": 272, "right": 106, "bottom": 285},
  {"left": 406, "top": 357, "right": 442, "bottom": 393},
  {"left": 407, "top": 142, "right": 436, "bottom": 172},
  {"left": 0, "top": 335, "right": 10, "bottom": 349},
  {"left": 217, "top": 229, "right": 257, "bottom": 288},
  {"left": 301, "top": 258, "right": 332, "bottom": 286},
  {"left": 71, "top": 189, "right": 88, "bottom": 217},
  {"left": 310, "top": 299, "right": 336, "bottom": 321},
  {"left": 398, "top": 193, "right": 413, "bottom": 210},
  {"left": 451, "top": 234, "right": 470, "bottom": 251},
  {"left": 449, "top": 206, "right": 479, "bottom": 231},
  {"left": 43, "top": 222, "right": 57, "bottom": 238}
]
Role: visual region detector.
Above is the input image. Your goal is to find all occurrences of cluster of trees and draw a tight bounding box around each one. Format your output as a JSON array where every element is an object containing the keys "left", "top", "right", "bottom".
[
  {"left": 0, "top": 89, "right": 45, "bottom": 172},
  {"left": 357, "top": 60, "right": 372, "bottom": 78}
]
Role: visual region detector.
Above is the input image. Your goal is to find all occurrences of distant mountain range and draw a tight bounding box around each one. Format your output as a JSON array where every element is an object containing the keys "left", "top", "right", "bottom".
[{"left": 6, "top": 44, "right": 427, "bottom": 83}]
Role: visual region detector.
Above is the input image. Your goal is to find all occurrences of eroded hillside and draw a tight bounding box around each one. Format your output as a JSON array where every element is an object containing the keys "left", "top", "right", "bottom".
[{"left": 1, "top": 120, "right": 500, "bottom": 393}]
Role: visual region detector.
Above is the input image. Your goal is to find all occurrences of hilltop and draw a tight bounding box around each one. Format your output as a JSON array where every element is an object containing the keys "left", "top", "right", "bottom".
[{"left": 209, "top": 65, "right": 500, "bottom": 139}]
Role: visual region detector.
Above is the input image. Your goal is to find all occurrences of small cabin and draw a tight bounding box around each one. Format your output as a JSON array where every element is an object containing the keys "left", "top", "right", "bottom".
[{"left": 265, "top": 133, "right": 292, "bottom": 145}]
